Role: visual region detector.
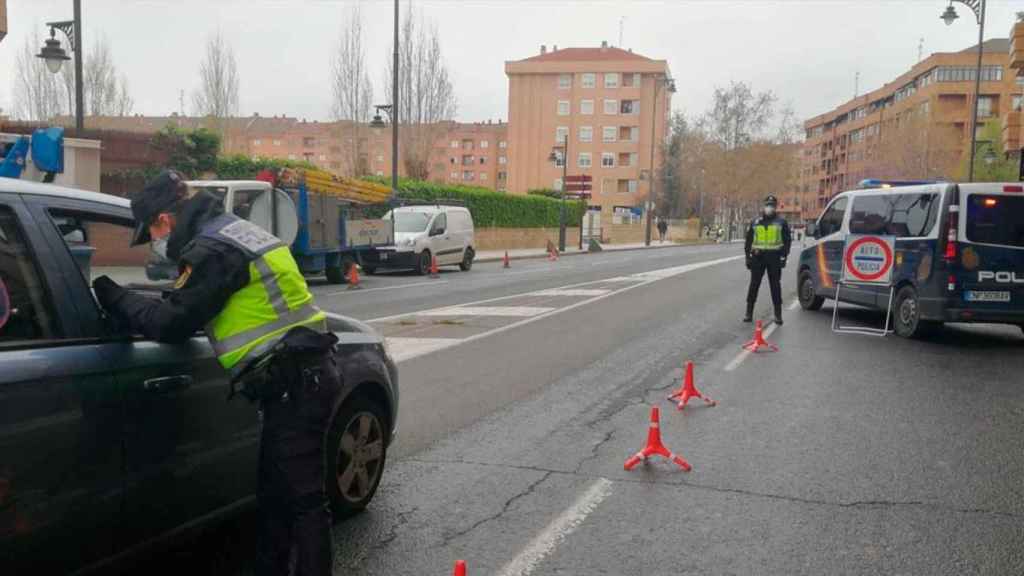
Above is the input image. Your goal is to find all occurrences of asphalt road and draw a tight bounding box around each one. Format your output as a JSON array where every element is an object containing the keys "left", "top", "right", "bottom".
[{"left": 143, "top": 242, "right": 1024, "bottom": 575}]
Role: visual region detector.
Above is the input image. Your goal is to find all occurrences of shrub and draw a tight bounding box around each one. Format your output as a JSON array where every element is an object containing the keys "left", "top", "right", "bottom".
[{"left": 215, "top": 154, "right": 317, "bottom": 179}]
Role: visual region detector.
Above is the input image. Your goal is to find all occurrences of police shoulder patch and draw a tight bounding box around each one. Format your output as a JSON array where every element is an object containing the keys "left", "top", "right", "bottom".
[
  {"left": 218, "top": 219, "right": 280, "bottom": 253},
  {"left": 174, "top": 266, "right": 193, "bottom": 289}
]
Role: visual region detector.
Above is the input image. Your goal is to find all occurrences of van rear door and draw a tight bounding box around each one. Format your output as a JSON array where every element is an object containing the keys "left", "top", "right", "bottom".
[{"left": 956, "top": 184, "right": 1024, "bottom": 321}]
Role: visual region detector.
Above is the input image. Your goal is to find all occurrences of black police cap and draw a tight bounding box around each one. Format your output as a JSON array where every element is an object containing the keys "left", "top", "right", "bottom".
[
  {"left": 130, "top": 169, "right": 187, "bottom": 245},
  {"left": 764, "top": 195, "right": 779, "bottom": 207}
]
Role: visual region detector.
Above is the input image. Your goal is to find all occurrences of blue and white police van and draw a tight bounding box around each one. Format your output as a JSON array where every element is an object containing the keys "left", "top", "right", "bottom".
[{"left": 797, "top": 180, "right": 1024, "bottom": 338}]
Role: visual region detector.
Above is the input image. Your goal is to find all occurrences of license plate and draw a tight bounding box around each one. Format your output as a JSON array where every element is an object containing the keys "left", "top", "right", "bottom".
[{"left": 965, "top": 290, "right": 1011, "bottom": 302}]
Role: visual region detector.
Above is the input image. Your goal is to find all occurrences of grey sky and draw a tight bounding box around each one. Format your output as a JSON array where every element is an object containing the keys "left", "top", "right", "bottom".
[{"left": 2, "top": 0, "right": 1022, "bottom": 126}]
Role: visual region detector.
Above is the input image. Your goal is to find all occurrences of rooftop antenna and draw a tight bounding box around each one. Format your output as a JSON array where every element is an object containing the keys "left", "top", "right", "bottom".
[
  {"left": 917, "top": 37, "right": 924, "bottom": 62},
  {"left": 618, "top": 16, "right": 625, "bottom": 47},
  {"left": 854, "top": 71, "right": 860, "bottom": 98},
  {"left": 179, "top": 90, "right": 185, "bottom": 116}
]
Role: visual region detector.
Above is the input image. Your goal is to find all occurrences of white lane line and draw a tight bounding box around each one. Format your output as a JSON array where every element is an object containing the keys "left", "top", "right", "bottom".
[
  {"left": 530, "top": 289, "right": 611, "bottom": 297},
  {"left": 321, "top": 279, "right": 448, "bottom": 297},
  {"left": 724, "top": 321, "right": 780, "bottom": 372},
  {"left": 417, "top": 306, "right": 555, "bottom": 317},
  {"left": 495, "top": 478, "right": 614, "bottom": 576},
  {"left": 385, "top": 337, "right": 460, "bottom": 362}
]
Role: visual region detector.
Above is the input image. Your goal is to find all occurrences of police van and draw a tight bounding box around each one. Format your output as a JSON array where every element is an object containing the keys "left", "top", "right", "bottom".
[{"left": 798, "top": 181, "right": 1024, "bottom": 338}]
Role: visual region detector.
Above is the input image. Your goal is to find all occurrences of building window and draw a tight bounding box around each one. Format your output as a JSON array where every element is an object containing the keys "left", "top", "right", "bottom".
[
  {"left": 602, "top": 126, "right": 617, "bottom": 142},
  {"left": 288, "top": 154, "right": 296, "bottom": 160},
  {"left": 556, "top": 126, "right": 569, "bottom": 143},
  {"left": 1014, "top": 94, "right": 1024, "bottom": 112},
  {"left": 319, "top": 154, "right": 327, "bottom": 161},
  {"left": 623, "top": 72, "right": 641, "bottom": 87},
  {"left": 553, "top": 151, "right": 565, "bottom": 167},
  {"left": 629, "top": 127, "right": 640, "bottom": 142},
  {"left": 463, "top": 171, "right": 475, "bottom": 181},
  {"left": 580, "top": 99, "right": 594, "bottom": 115},
  {"left": 558, "top": 100, "right": 570, "bottom": 115},
  {"left": 451, "top": 172, "right": 459, "bottom": 179},
  {"left": 558, "top": 74, "right": 572, "bottom": 89},
  {"left": 978, "top": 95, "right": 995, "bottom": 118},
  {"left": 480, "top": 157, "right": 487, "bottom": 165},
  {"left": 253, "top": 139, "right": 262, "bottom": 145},
  {"left": 462, "top": 139, "right": 474, "bottom": 149},
  {"left": 554, "top": 178, "right": 563, "bottom": 191},
  {"left": 499, "top": 156, "right": 508, "bottom": 165},
  {"left": 451, "top": 140, "right": 459, "bottom": 148},
  {"left": 376, "top": 171, "right": 384, "bottom": 177},
  {"left": 579, "top": 126, "right": 593, "bottom": 143},
  {"left": 499, "top": 140, "right": 507, "bottom": 149},
  {"left": 303, "top": 137, "right": 317, "bottom": 147},
  {"left": 480, "top": 172, "right": 488, "bottom": 181},
  {"left": 481, "top": 140, "right": 489, "bottom": 148},
  {"left": 273, "top": 139, "right": 282, "bottom": 146},
  {"left": 377, "top": 154, "right": 384, "bottom": 162},
  {"left": 628, "top": 180, "right": 638, "bottom": 194},
  {"left": 581, "top": 73, "right": 596, "bottom": 88},
  {"left": 578, "top": 152, "right": 592, "bottom": 168},
  {"left": 462, "top": 155, "right": 474, "bottom": 166},
  {"left": 602, "top": 152, "right": 615, "bottom": 167},
  {"left": 620, "top": 100, "right": 638, "bottom": 114},
  {"left": 604, "top": 73, "right": 620, "bottom": 88},
  {"left": 604, "top": 99, "right": 619, "bottom": 115}
]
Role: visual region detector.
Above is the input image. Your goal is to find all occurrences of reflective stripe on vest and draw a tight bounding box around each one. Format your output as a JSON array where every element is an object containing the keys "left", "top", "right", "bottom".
[
  {"left": 204, "top": 242, "right": 326, "bottom": 376},
  {"left": 752, "top": 223, "right": 783, "bottom": 251}
]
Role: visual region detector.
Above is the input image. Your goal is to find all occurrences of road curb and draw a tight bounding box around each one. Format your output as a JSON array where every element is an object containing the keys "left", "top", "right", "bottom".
[{"left": 475, "top": 240, "right": 720, "bottom": 263}]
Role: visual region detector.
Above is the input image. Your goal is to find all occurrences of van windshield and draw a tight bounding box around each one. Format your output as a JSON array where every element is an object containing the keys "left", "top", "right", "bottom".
[
  {"left": 966, "top": 195, "right": 1024, "bottom": 248},
  {"left": 392, "top": 212, "right": 431, "bottom": 233}
]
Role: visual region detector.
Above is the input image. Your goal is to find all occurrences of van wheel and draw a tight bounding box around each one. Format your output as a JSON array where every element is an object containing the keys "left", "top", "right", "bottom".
[
  {"left": 415, "top": 251, "right": 431, "bottom": 276},
  {"left": 325, "top": 264, "right": 346, "bottom": 284},
  {"left": 798, "top": 271, "right": 824, "bottom": 311},
  {"left": 893, "top": 286, "right": 934, "bottom": 338},
  {"left": 459, "top": 247, "right": 475, "bottom": 271},
  {"left": 327, "top": 395, "right": 387, "bottom": 519}
]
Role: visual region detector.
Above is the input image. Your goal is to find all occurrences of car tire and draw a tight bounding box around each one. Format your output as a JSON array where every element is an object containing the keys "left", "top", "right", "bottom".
[
  {"left": 798, "top": 271, "right": 825, "bottom": 311},
  {"left": 325, "top": 264, "right": 346, "bottom": 284},
  {"left": 326, "top": 395, "right": 388, "bottom": 519},
  {"left": 415, "top": 251, "right": 431, "bottom": 276},
  {"left": 893, "top": 285, "right": 935, "bottom": 338},
  {"left": 459, "top": 247, "right": 475, "bottom": 272},
  {"left": 363, "top": 265, "right": 377, "bottom": 275}
]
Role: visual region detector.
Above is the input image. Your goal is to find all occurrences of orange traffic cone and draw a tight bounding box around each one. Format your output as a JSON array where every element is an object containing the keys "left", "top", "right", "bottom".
[
  {"left": 453, "top": 560, "right": 467, "bottom": 576},
  {"left": 668, "top": 361, "right": 716, "bottom": 410},
  {"left": 346, "top": 263, "right": 362, "bottom": 290},
  {"left": 503, "top": 250, "right": 511, "bottom": 268},
  {"left": 742, "top": 320, "right": 778, "bottom": 353},
  {"left": 430, "top": 254, "right": 440, "bottom": 278},
  {"left": 624, "top": 406, "right": 691, "bottom": 472}
]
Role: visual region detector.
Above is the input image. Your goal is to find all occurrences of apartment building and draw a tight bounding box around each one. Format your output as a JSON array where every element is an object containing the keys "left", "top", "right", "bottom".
[
  {"left": 505, "top": 42, "right": 671, "bottom": 215},
  {"left": 1003, "top": 19, "right": 1024, "bottom": 154},
  {"left": 799, "top": 38, "right": 1021, "bottom": 221},
  {"left": 1, "top": 0, "right": 7, "bottom": 44}
]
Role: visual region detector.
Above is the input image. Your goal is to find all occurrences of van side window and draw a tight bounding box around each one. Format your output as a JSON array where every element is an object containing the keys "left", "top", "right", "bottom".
[
  {"left": 0, "top": 206, "right": 58, "bottom": 342},
  {"left": 818, "top": 197, "right": 847, "bottom": 236},
  {"left": 850, "top": 194, "right": 939, "bottom": 238},
  {"left": 431, "top": 213, "right": 447, "bottom": 234}
]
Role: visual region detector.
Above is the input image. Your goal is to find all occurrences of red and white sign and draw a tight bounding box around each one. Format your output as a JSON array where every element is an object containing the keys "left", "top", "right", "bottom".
[{"left": 842, "top": 235, "right": 895, "bottom": 285}]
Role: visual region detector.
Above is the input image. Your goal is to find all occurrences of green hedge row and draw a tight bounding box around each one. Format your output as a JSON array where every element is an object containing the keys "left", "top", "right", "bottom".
[
  {"left": 215, "top": 154, "right": 317, "bottom": 180},
  {"left": 370, "top": 178, "right": 585, "bottom": 228}
]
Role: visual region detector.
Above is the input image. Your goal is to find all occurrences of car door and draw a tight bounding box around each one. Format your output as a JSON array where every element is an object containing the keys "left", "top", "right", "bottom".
[
  {"left": 0, "top": 193, "right": 125, "bottom": 574},
  {"left": 430, "top": 212, "right": 457, "bottom": 264},
  {"left": 813, "top": 196, "right": 849, "bottom": 298},
  {"left": 23, "top": 196, "right": 261, "bottom": 555}
]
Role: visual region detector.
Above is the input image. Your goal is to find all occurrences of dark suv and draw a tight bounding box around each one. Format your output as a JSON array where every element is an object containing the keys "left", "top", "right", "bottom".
[{"left": 0, "top": 177, "right": 398, "bottom": 574}]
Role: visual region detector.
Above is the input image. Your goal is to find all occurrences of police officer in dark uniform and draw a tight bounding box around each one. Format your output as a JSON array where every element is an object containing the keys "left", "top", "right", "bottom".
[
  {"left": 744, "top": 195, "right": 792, "bottom": 325},
  {"left": 91, "top": 170, "right": 340, "bottom": 576}
]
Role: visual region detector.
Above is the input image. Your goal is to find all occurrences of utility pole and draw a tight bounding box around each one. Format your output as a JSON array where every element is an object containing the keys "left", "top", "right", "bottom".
[{"left": 392, "top": 0, "right": 399, "bottom": 194}]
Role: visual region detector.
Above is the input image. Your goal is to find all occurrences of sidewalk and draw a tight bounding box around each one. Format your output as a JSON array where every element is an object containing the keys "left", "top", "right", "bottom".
[{"left": 475, "top": 239, "right": 729, "bottom": 263}]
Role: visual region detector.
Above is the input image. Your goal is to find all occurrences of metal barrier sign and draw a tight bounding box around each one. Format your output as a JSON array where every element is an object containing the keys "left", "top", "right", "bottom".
[{"left": 833, "top": 234, "right": 896, "bottom": 337}]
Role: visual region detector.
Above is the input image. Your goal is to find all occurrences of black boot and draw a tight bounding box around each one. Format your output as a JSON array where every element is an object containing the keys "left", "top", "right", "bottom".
[
  {"left": 743, "top": 303, "right": 754, "bottom": 323},
  {"left": 774, "top": 306, "right": 784, "bottom": 325}
]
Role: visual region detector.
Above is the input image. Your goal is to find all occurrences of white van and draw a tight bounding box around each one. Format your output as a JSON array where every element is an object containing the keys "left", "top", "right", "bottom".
[{"left": 368, "top": 205, "right": 476, "bottom": 275}]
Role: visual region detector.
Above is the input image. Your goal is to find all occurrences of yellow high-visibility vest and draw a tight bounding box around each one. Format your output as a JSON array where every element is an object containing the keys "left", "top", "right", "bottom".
[{"left": 752, "top": 223, "right": 784, "bottom": 251}]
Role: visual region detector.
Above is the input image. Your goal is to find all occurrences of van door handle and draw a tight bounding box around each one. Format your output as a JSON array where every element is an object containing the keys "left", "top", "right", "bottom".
[{"left": 143, "top": 375, "right": 193, "bottom": 393}]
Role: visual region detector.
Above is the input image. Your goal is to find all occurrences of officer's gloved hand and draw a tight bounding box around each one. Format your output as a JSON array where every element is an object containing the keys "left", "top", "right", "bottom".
[
  {"left": 780, "top": 256, "right": 788, "bottom": 268},
  {"left": 92, "top": 275, "right": 126, "bottom": 312},
  {"left": 745, "top": 255, "right": 752, "bottom": 270}
]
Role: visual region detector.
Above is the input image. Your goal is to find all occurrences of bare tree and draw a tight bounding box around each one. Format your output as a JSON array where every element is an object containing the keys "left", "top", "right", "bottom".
[
  {"left": 192, "top": 31, "right": 240, "bottom": 119},
  {"left": 83, "top": 36, "right": 134, "bottom": 116},
  {"left": 875, "top": 108, "right": 961, "bottom": 181},
  {"left": 383, "top": 7, "right": 457, "bottom": 180},
  {"left": 330, "top": 5, "right": 374, "bottom": 176},
  {"left": 12, "top": 31, "right": 67, "bottom": 121}
]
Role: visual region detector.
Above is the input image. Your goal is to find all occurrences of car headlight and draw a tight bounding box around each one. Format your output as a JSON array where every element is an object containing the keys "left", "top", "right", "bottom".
[{"left": 403, "top": 238, "right": 416, "bottom": 247}]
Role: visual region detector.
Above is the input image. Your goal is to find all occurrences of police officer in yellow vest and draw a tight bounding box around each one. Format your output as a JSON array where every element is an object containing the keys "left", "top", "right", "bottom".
[
  {"left": 91, "top": 170, "right": 339, "bottom": 576},
  {"left": 744, "top": 195, "right": 792, "bottom": 325}
]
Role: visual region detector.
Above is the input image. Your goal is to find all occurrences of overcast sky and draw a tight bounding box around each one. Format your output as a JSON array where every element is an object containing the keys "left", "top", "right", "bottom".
[{"left": 2, "top": 0, "right": 1023, "bottom": 126}]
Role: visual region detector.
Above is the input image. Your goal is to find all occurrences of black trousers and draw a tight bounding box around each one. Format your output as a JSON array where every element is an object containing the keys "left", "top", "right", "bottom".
[
  {"left": 255, "top": 353, "right": 342, "bottom": 576},
  {"left": 747, "top": 253, "right": 783, "bottom": 308}
]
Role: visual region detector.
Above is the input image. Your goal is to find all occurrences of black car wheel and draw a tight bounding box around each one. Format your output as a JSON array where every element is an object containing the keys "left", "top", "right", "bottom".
[
  {"left": 459, "top": 247, "right": 475, "bottom": 272},
  {"left": 415, "top": 251, "right": 431, "bottom": 276},
  {"left": 798, "top": 271, "right": 824, "bottom": 311},
  {"left": 893, "top": 286, "right": 936, "bottom": 339},
  {"left": 363, "top": 265, "right": 377, "bottom": 275},
  {"left": 326, "top": 395, "right": 387, "bottom": 518}
]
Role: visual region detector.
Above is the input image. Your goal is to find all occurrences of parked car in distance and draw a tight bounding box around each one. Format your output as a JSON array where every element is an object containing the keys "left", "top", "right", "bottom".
[
  {"left": 365, "top": 205, "right": 475, "bottom": 275},
  {"left": 0, "top": 177, "right": 399, "bottom": 574}
]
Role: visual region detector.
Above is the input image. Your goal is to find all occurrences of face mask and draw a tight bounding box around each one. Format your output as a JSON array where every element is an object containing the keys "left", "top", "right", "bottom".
[
  {"left": 763, "top": 206, "right": 776, "bottom": 217},
  {"left": 151, "top": 236, "right": 169, "bottom": 261}
]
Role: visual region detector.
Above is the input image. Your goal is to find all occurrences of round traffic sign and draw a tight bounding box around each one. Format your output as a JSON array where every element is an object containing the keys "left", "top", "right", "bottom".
[{"left": 844, "top": 236, "right": 894, "bottom": 282}]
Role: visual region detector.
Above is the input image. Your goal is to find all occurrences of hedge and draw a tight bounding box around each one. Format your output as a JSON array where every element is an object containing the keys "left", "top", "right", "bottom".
[
  {"left": 215, "top": 154, "right": 318, "bottom": 179},
  {"left": 368, "top": 177, "right": 585, "bottom": 228}
]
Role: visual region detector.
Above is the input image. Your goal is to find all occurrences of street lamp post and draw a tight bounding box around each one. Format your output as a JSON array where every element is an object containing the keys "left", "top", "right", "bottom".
[
  {"left": 942, "top": 0, "right": 987, "bottom": 181},
  {"left": 36, "top": 0, "right": 83, "bottom": 132},
  {"left": 548, "top": 143, "right": 568, "bottom": 252},
  {"left": 644, "top": 75, "right": 676, "bottom": 246},
  {"left": 370, "top": 0, "right": 400, "bottom": 197}
]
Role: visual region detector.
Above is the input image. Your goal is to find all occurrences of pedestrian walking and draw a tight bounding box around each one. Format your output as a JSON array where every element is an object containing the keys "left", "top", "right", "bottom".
[
  {"left": 92, "top": 170, "right": 340, "bottom": 576},
  {"left": 657, "top": 217, "right": 668, "bottom": 243},
  {"left": 743, "top": 195, "right": 792, "bottom": 325}
]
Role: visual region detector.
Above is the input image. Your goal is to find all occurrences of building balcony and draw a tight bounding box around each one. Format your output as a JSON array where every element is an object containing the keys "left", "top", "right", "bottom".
[
  {"left": 1002, "top": 110, "right": 1022, "bottom": 152},
  {"left": 1010, "top": 21, "right": 1024, "bottom": 72}
]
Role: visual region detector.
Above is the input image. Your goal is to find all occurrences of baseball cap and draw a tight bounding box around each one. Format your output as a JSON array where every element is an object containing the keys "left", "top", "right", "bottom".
[{"left": 130, "top": 169, "right": 186, "bottom": 245}]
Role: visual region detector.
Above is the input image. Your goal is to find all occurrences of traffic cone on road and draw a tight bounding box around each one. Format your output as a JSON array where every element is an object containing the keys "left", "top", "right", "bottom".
[
  {"left": 453, "top": 560, "right": 467, "bottom": 576},
  {"left": 624, "top": 406, "right": 691, "bottom": 472},
  {"left": 346, "top": 263, "right": 362, "bottom": 290},
  {"left": 503, "top": 250, "right": 511, "bottom": 269},
  {"left": 742, "top": 320, "right": 778, "bottom": 353},
  {"left": 667, "top": 361, "right": 716, "bottom": 410},
  {"left": 430, "top": 254, "right": 441, "bottom": 278}
]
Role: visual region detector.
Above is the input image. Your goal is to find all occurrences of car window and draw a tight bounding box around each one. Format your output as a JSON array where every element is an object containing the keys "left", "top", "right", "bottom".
[
  {"left": 0, "top": 205, "right": 58, "bottom": 342},
  {"left": 231, "top": 189, "right": 269, "bottom": 220},
  {"left": 390, "top": 211, "right": 431, "bottom": 233},
  {"left": 46, "top": 209, "right": 169, "bottom": 294},
  {"left": 432, "top": 212, "right": 447, "bottom": 233},
  {"left": 817, "top": 197, "right": 847, "bottom": 237},
  {"left": 850, "top": 194, "right": 939, "bottom": 238}
]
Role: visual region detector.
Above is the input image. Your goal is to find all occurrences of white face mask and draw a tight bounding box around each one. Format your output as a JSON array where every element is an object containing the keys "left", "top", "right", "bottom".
[
  {"left": 763, "top": 206, "right": 776, "bottom": 217},
  {"left": 151, "top": 236, "right": 169, "bottom": 261}
]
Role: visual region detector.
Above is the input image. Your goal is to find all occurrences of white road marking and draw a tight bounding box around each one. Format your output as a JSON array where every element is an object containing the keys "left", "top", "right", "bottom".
[
  {"left": 495, "top": 478, "right": 614, "bottom": 576},
  {"left": 385, "top": 337, "right": 460, "bottom": 362},
  {"left": 724, "top": 321, "right": 780, "bottom": 372},
  {"left": 530, "top": 289, "right": 611, "bottom": 297},
  {"left": 321, "top": 279, "right": 448, "bottom": 297},
  {"left": 417, "top": 306, "right": 555, "bottom": 317}
]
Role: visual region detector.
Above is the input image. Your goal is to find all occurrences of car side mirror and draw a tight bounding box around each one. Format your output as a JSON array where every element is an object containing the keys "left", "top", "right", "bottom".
[{"left": 806, "top": 222, "right": 819, "bottom": 239}]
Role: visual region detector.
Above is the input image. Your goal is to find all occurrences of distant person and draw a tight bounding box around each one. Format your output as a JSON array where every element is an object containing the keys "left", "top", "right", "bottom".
[
  {"left": 744, "top": 195, "right": 792, "bottom": 325},
  {"left": 657, "top": 218, "right": 668, "bottom": 243}
]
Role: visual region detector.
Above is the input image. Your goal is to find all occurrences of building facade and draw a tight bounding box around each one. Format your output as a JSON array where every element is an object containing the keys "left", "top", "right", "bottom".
[
  {"left": 799, "top": 38, "right": 1022, "bottom": 221},
  {"left": 505, "top": 43, "right": 671, "bottom": 215}
]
